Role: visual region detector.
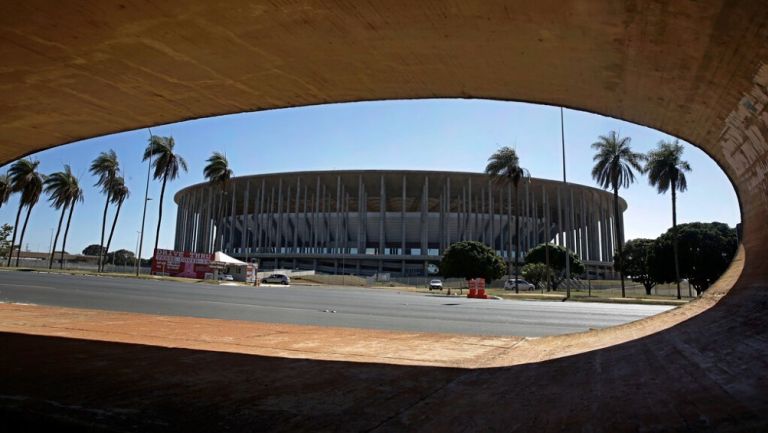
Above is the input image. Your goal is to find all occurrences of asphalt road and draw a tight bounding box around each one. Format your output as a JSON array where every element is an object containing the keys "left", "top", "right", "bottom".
[{"left": 0, "top": 271, "right": 672, "bottom": 337}]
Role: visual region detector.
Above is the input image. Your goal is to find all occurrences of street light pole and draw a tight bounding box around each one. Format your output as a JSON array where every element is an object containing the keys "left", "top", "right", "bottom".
[
  {"left": 561, "top": 107, "right": 571, "bottom": 299},
  {"left": 137, "top": 130, "right": 154, "bottom": 276},
  {"left": 134, "top": 230, "right": 141, "bottom": 270},
  {"left": 48, "top": 227, "right": 54, "bottom": 255}
]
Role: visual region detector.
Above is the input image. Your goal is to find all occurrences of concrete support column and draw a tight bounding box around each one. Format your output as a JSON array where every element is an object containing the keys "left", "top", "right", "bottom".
[
  {"left": 446, "top": 177, "right": 451, "bottom": 248},
  {"left": 228, "top": 183, "right": 236, "bottom": 252},
  {"left": 269, "top": 185, "right": 276, "bottom": 253},
  {"left": 314, "top": 176, "right": 321, "bottom": 252},
  {"left": 333, "top": 176, "right": 340, "bottom": 254},
  {"left": 419, "top": 177, "right": 429, "bottom": 255},
  {"left": 379, "top": 175, "right": 385, "bottom": 255},
  {"left": 258, "top": 179, "right": 266, "bottom": 253},
  {"left": 401, "top": 175, "right": 406, "bottom": 255},
  {"left": 467, "top": 177, "right": 472, "bottom": 240},
  {"left": 302, "top": 184, "right": 309, "bottom": 253},
  {"left": 206, "top": 187, "right": 214, "bottom": 253},
  {"left": 294, "top": 178, "right": 301, "bottom": 254}
]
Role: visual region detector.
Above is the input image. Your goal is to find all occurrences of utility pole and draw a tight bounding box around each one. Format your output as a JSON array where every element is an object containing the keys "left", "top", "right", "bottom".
[{"left": 137, "top": 129, "right": 153, "bottom": 276}]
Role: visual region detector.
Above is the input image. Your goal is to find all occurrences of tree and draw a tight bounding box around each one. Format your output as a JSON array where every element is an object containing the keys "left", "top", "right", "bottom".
[
  {"left": 521, "top": 263, "right": 552, "bottom": 291},
  {"left": 615, "top": 238, "right": 656, "bottom": 295},
  {"left": 143, "top": 135, "right": 187, "bottom": 261},
  {"left": 107, "top": 249, "right": 135, "bottom": 266},
  {"left": 7, "top": 158, "right": 45, "bottom": 267},
  {"left": 650, "top": 222, "right": 737, "bottom": 296},
  {"left": 203, "top": 151, "right": 233, "bottom": 251},
  {"left": 439, "top": 241, "right": 506, "bottom": 283},
  {"left": 0, "top": 173, "right": 10, "bottom": 210},
  {"left": 645, "top": 139, "right": 691, "bottom": 299},
  {"left": 0, "top": 223, "right": 13, "bottom": 258},
  {"left": 591, "top": 131, "right": 646, "bottom": 297},
  {"left": 485, "top": 146, "right": 530, "bottom": 293},
  {"left": 525, "top": 243, "right": 585, "bottom": 290},
  {"left": 103, "top": 176, "right": 130, "bottom": 267},
  {"left": 44, "top": 165, "right": 82, "bottom": 269},
  {"left": 58, "top": 170, "right": 84, "bottom": 269},
  {"left": 90, "top": 150, "right": 120, "bottom": 272},
  {"left": 83, "top": 244, "right": 107, "bottom": 256}
]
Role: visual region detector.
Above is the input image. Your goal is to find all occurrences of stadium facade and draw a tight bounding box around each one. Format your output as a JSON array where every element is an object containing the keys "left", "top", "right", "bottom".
[{"left": 173, "top": 170, "right": 626, "bottom": 277}]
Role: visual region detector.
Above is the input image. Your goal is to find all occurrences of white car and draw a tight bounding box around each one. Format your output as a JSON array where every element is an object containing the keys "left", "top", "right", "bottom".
[
  {"left": 218, "top": 274, "right": 234, "bottom": 281},
  {"left": 504, "top": 278, "right": 535, "bottom": 291},
  {"left": 428, "top": 279, "right": 443, "bottom": 290}
]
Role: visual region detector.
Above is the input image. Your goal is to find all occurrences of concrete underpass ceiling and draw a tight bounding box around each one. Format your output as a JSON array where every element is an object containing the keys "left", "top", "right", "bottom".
[{"left": 0, "top": 1, "right": 764, "bottom": 169}]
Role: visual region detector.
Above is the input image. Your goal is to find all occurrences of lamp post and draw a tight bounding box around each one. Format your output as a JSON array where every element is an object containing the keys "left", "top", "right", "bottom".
[
  {"left": 561, "top": 107, "right": 571, "bottom": 299},
  {"left": 134, "top": 230, "right": 141, "bottom": 271},
  {"left": 136, "top": 196, "right": 153, "bottom": 275},
  {"left": 137, "top": 130, "right": 154, "bottom": 276}
]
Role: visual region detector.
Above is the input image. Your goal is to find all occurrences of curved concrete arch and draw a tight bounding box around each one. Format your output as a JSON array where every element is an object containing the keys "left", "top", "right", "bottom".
[{"left": 2, "top": 1, "right": 767, "bottom": 430}]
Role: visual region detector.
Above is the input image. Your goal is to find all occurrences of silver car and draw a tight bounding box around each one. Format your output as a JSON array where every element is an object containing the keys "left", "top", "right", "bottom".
[
  {"left": 504, "top": 278, "right": 535, "bottom": 291},
  {"left": 428, "top": 279, "right": 443, "bottom": 290},
  {"left": 261, "top": 274, "right": 290, "bottom": 285}
]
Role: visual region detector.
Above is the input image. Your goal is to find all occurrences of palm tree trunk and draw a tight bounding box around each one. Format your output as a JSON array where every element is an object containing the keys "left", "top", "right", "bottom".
[
  {"left": 153, "top": 172, "right": 168, "bottom": 259},
  {"left": 514, "top": 182, "right": 520, "bottom": 294},
  {"left": 613, "top": 187, "right": 625, "bottom": 297},
  {"left": 60, "top": 201, "right": 76, "bottom": 269},
  {"left": 15, "top": 204, "right": 34, "bottom": 267},
  {"left": 672, "top": 183, "right": 681, "bottom": 299},
  {"left": 48, "top": 204, "right": 67, "bottom": 269},
  {"left": 98, "top": 192, "right": 111, "bottom": 272},
  {"left": 104, "top": 200, "right": 123, "bottom": 267},
  {"left": 7, "top": 201, "right": 23, "bottom": 266}
]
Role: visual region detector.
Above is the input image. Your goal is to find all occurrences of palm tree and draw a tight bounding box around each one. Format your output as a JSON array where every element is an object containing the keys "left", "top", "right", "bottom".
[
  {"left": 59, "top": 170, "right": 84, "bottom": 269},
  {"left": 645, "top": 139, "right": 691, "bottom": 299},
  {"left": 0, "top": 173, "right": 11, "bottom": 210},
  {"left": 103, "top": 176, "right": 130, "bottom": 267},
  {"left": 485, "top": 146, "right": 530, "bottom": 293},
  {"left": 90, "top": 150, "right": 120, "bottom": 272},
  {"left": 0, "top": 173, "right": 11, "bottom": 262},
  {"left": 43, "top": 165, "right": 83, "bottom": 269},
  {"left": 143, "top": 135, "right": 187, "bottom": 260},
  {"left": 591, "top": 131, "right": 646, "bottom": 297},
  {"left": 203, "top": 152, "right": 233, "bottom": 251},
  {"left": 6, "top": 159, "right": 44, "bottom": 266}
]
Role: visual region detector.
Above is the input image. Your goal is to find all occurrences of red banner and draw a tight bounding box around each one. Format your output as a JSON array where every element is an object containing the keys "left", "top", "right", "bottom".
[{"left": 151, "top": 249, "right": 214, "bottom": 279}]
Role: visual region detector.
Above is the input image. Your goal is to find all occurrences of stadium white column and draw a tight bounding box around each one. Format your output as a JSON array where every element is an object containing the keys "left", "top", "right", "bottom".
[
  {"left": 242, "top": 180, "right": 250, "bottom": 256},
  {"left": 294, "top": 177, "right": 300, "bottom": 254},
  {"left": 302, "top": 183, "right": 309, "bottom": 253},
  {"left": 379, "top": 175, "right": 385, "bottom": 255},
  {"left": 446, "top": 177, "right": 451, "bottom": 248},
  {"left": 336, "top": 175, "right": 342, "bottom": 254},
  {"left": 228, "top": 183, "right": 236, "bottom": 252},
  {"left": 401, "top": 175, "right": 406, "bottom": 255}
]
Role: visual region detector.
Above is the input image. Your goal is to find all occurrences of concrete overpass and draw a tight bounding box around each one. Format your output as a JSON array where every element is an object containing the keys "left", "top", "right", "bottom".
[{"left": 1, "top": 1, "right": 767, "bottom": 431}]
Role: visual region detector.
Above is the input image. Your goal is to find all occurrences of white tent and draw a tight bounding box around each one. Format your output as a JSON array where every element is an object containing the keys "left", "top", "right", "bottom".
[{"left": 213, "top": 251, "right": 247, "bottom": 265}]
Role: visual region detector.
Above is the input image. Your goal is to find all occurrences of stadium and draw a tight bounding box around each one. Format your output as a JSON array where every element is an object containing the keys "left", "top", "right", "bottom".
[{"left": 173, "top": 170, "right": 626, "bottom": 277}]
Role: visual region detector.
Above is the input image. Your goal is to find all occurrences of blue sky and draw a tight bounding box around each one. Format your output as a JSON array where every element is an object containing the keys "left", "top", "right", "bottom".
[{"left": 0, "top": 99, "right": 740, "bottom": 258}]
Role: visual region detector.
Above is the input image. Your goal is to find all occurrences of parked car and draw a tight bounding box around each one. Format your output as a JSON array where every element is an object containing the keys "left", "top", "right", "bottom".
[
  {"left": 261, "top": 274, "right": 290, "bottom": 285},
  {"left": 429, "top": 279, "right": 443, "bottom": 290},
  {"left": 504, "top": 278, "right": 535, "bottom": 291},
  {"left": 218, "top": 274, "right": 234, "bottom": 281}
]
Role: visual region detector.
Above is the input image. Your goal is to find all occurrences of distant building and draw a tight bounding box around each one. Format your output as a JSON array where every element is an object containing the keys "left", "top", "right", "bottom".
[{"left": 173, "top": 170, "right": 626, "bottom": 277}]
